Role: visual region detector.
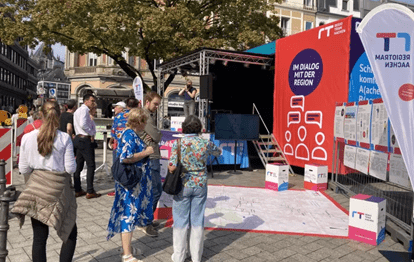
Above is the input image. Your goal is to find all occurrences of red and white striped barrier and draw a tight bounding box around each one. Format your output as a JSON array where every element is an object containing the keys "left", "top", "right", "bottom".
[
  {"left": 13, "top": 118, "right": 27, "bottom": 158},
  {"left": 0, "top": 128, "right": 13, "bottom": 185}
]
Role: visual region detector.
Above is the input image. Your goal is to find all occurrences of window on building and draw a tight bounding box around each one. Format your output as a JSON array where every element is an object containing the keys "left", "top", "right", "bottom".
[
  {"left": 108, "top": 56, "right": 113, "bottom": 66},
  {"left": 88, "top": 52, "right": 97, "bottom": 66},
  {"left": 305, "top": 22, "right": 313, "bottom": 30},
  {"left": 353, "top": 0, "right": 359, "bottom": 11},
  {"left": 342, "top": 0, "right": 348, "bottom": 11},
  {"left": 281, "top": 17, "right": 290, "bottom": 36},
  {"left": 129, "top": 56, "right": 135, "bottom": 66},
  {"left": 303, "top": 0, "right": 313, "bottom": 8}
]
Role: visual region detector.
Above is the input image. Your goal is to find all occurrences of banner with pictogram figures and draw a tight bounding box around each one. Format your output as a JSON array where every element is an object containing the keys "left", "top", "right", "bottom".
[{"left": 273, "top": 16, "right": 384, "bottom": 172}]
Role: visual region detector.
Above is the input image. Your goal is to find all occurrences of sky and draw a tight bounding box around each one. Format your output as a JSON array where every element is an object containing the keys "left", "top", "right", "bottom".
[{"left": 31, "top": 42, "right": 66, "bottom": 62}]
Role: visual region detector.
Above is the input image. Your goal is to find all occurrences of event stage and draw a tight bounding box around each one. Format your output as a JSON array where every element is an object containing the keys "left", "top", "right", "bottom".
[{"left": 156, "top": 185, "right": 349, "bottom": 238}]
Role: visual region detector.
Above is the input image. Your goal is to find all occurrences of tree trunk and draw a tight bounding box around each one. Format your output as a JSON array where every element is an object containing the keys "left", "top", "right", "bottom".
[{"left": 116, "top": 59, "right": 151, "bottom": 91}]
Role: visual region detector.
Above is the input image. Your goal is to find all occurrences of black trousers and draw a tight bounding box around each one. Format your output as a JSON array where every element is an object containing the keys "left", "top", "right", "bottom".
[
  {"left": 73, "top": 136, "right": 96, "bottom": 193},
  {"left": 31, "top": 218, "right": 77, "bottom": 262}
]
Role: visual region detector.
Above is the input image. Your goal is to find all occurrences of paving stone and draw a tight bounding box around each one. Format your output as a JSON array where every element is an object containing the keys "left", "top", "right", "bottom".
[
  {"left": 206, "top": 252, "right": 233, "bottom": 262},
  {"left": 224, "top": 248, "right": 252, "bottom": 260},
  {"left": 338, "top": 251, "right": 365, "bottom": 262},
  {"left": 306, "top": 246, "right": 338, "bottom": 261},
  {"left": 256, "top": 250, "right": 279, "bottom": 261},
  {"left": 331, "top": 244, "right": 358, "bottom": 258},
  {"left": 302, "top": 241, "right": 324, "bottom": 252},
  {"left": 239, "top": 256, "right": 267, "bottom": 262},
  {"left": 4, "top": 159, "right": 408, "bottom": 262},
  {"left": 8, "top": 252, "right": 31, "bottom": 262},
  {"left": 313, "top": 238, "right": 346, "bottom": 249},
  {"left": 281, "top": 253, "right": 317, "bottom": 262},
  {"left": 240, "top": 246, "right": 262, "bottom": 256},
  {"left": 299, "top": 236, "right": 321, "bottom": 243},
  {"left": 255, "top": 242, "right": 281, "bottom": 253},
  {"left": 146, "top": 239, "right": 170, "bottom": 249},
  {"left": 272, "top": 247, "right": 297, "bottom": 260}
]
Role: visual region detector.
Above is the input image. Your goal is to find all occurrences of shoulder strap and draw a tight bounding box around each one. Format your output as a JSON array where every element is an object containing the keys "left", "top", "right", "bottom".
[{"left": 177, "top": 139, "right": 181, "bottom": 162}]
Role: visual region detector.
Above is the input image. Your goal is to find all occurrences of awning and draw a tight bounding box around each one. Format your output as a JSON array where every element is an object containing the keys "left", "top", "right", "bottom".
[
  {"left": 88, "top": 88, "right": 134, "bottom": 98},
  {"left": 245, "top": 41, "right": 276, "bottom": 55}
]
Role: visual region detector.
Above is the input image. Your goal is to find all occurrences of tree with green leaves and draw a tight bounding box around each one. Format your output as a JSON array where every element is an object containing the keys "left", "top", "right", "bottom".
[{"left": 0, "top": 0, "right": 283, "bottom": 91}]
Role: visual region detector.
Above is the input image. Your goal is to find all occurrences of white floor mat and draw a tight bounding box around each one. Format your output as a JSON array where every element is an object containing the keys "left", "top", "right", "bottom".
[{"left": 159, "top": 185, "right": 349, "bottom": 237}]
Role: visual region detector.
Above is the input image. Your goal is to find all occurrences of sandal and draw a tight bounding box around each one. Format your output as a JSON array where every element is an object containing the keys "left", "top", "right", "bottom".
[{"left": 121, "top": 254, "right": 142, "bottom": 262}]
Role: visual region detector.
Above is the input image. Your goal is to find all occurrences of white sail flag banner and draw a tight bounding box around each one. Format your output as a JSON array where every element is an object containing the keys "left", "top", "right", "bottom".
[
  {"left": 357, "top": 4, "right": 414, "bottom": 189},
  {"left": 133, "top": 76, "right": 144, "bottom": 106}
]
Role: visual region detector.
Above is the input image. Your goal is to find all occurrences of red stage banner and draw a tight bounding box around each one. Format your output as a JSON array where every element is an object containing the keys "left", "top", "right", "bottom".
[{"left": 274, "top": 16, "right": 353, "bottom": 172}]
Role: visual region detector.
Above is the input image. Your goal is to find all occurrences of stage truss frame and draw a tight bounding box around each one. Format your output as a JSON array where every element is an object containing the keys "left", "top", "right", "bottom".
[{"left": 156, "top": 48, "right": 274, "bottom": 129}]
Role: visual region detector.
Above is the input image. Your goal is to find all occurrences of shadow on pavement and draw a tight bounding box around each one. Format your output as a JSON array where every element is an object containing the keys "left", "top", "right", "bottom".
[{"left": 379, "top": 250, "right": 412, "bottom": 262}]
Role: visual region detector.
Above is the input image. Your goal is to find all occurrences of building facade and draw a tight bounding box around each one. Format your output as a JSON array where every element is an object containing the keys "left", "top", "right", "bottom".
[
  {"left": 269, "top": 0, "right": 317, "bottom": 36},
  {"left": 0, "top": 39, "right": 38, "bottom": 113},
  {"left": 31, "top": 43, "right": 71, "bottom": 105},
  {"left": 316, "top": 0, "right": 361, "bottom": 26},
  {"left": 64, "top": 50, "right": 198, "bottom": 118}
]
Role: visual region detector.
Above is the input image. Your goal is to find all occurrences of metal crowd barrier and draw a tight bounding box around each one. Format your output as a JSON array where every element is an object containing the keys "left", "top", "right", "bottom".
[
  {"left": 0, "top": 160, "right": 17, "bottom": 262},
  {"left": 331, "top": 140, "right": 413, "bottom": 249}
]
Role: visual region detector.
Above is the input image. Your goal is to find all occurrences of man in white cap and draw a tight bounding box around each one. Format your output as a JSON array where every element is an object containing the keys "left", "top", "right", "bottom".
[{"left": 113, "top": 101, "right": 126, "bottom": 117}]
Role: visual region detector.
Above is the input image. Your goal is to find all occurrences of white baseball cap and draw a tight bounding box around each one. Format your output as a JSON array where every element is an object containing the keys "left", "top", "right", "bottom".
[{"left": 113, "top": 101, "right": 126, "bottom": 108}]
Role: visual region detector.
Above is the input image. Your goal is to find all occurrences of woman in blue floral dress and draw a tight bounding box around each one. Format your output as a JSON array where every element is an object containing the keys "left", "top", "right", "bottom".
[{"left": 107, "top": 108, "right": 154, "bottom": 262}]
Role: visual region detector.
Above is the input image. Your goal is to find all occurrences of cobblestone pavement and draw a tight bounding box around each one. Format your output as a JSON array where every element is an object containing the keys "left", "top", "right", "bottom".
[{"left": 5, "top": 149, "right": 411, "bottom": 261}]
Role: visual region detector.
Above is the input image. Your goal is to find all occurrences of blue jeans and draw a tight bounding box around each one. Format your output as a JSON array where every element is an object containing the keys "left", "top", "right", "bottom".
[
  {"left": 150, "top": 159, "right": 162, "bottom": 215},
  {"left": 172, "top": 186, "right": 207, "bottom": 262}
]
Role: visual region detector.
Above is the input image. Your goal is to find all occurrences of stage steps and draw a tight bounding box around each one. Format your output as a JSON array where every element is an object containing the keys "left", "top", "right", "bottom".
[
  {"left": 251, "top": 104, "right": 294, "bottom": 175},
  {"left": 252, "top": 134, "right": 294, "bottom": 175}
]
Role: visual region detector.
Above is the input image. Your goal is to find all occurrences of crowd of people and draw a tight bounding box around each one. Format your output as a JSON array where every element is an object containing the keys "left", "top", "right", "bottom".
[{"left": 10, "top": 87, "right": 221, "bottom": 262}]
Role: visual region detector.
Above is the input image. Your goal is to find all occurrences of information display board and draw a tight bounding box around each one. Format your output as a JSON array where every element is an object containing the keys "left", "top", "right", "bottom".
[
  {"left": 389, "top": 153, "right": 410, "bottom": 188},
  {"left": 334, "top": 104, "right": 346, "bottom": 139},
  {"left": 368, "top": 151, "right": 388, "bottom": 181},
  {"left": 344, "top": 145, "right": 357, "bottom": 169},
  {"left": 371, "top": 100, "right": 388, "bottom": 151},
  {"left": 344, "top": 104, "right": 358, "bottom": 142},
  {"left": 356, "top": 101, "right": 372, "bottom": 147},
  {"left": 355, "top": 148, "right": 370, "bottom": 174}
]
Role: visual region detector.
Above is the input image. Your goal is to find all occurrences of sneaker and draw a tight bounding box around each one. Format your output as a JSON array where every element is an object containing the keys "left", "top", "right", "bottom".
[
  {"left": 75, "top": 190, "right": 87, "bottom": 198},
  {"left": 107, "top": 191, "right": 116, "bottom": 197},
  {"left": 140, "top": 224, "right": 158, "bottom": 237},
  {"left": 86, "top": 191, "right": 101, "bottom": 199},
  {"left": 151, "top": 220, "right": 162, "bottom": 229}
]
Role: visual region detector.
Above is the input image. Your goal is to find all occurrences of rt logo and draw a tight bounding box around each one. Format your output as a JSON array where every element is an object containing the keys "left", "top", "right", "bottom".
[
  {"left": 352, "top": 211, "right": 365, "bottom": 219},
  {"left": 376, "top": 32, "right": 411, "bottom": 52}
]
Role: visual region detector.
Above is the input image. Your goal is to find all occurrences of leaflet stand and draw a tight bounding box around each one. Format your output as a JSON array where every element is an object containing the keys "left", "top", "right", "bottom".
[
  {"left": 228, "top": 140, "right": 242, "bottom": 174},
  {"left": 95, "top": 130, "right": 111, "bottom": 177}
]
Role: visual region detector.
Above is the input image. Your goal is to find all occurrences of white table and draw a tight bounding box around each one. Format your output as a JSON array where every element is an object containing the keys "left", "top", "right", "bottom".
[{"left": 95, "top": 129, "right": 111, "bottom": 177}]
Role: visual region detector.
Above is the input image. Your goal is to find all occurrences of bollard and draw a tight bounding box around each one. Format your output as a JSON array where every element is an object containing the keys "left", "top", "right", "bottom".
[{"left": 0, "top": 160, "right": 16, "bottom": 262}]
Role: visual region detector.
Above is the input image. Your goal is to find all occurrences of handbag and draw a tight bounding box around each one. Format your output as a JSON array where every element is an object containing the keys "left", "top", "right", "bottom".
[
  {"left": 111, "top": 131, "right": 143, "bottom": 190},
  {"left": 162, "top": 139, "right": 184, "bottom": 195}
]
